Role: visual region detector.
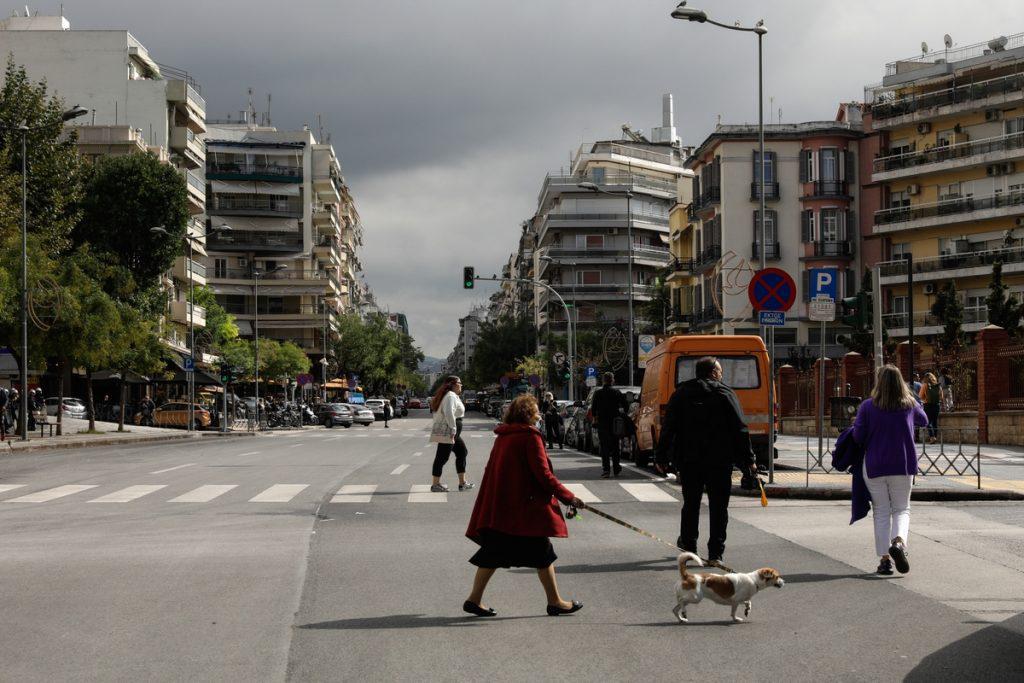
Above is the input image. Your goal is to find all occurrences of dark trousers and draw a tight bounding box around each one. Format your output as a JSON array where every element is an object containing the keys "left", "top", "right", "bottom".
[
  {"left": 432, "top": 419, "right": 467, "bottom": 476},
  {"left": 924, "top": 403, "right": 940, "bottom": 438},
  {"left": 545, "top": 421, "right": 562, "bottom": 448},
  {"left": 598, "top": 426, "right": 620, "bottom": 473},
  {"left": 679, "top": 466, "right": 733, "bottom": 560}
]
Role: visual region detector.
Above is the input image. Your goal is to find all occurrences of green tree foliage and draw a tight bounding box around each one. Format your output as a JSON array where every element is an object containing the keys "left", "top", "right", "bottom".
[
  {"left": 931, "top": 281, "right": 965, "bottom": 351},
  {"left": 260, "top": 338, "right": 311, "bottom": 380},
  {"left": 466, "top": 315, "right": 535, "bottom": 387},
  {"left": 638, "top": 276, "right": 671, "bottom": 334},
  {"left": 330, "top": 313, "right": 426, "bottom": 395},
  {"left": 190, "top": 285, "right": 239, "bottom": 347},
  {"left": 74, "top": 152, "right": 190, "bottom": 285},
  {"left": 986, "top": 261, "right": 1024, "bottom": 335}
]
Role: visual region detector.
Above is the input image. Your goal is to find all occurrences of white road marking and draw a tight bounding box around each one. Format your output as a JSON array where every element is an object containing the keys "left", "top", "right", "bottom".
[
  {"left": 150, "top": 463, "right": 195, "bottom": 474},
  {"left": 289, "top": 443, "right": 305, "bottom": 448},
  {"left": 0, "top": 484, "right": 27, "bottom": 495},
  {"left": 619, "top": 482, "right": 678, "bottom": 502},
  {"left": 390, "top": 464, "right": 410, "bottom": 475},
  {"left": 4, "top": 484, "right": 99, "bottom": 503},
  {"left": 409, "top": 484, "right": 446, "bottom": 503},
  {"left": 88, "top": 485, "right": 167, "bottom": 503},
  {"left": 249, "top": 484, "right": 308, "bottom": 503},
  {"left": 169, "top": 485, "right": 237, "bottom": 503},
  {"left": 565, "top": 483, "right": 601, "bottom": 503},
  {"left": 328, "top": 436, "right": 343, "bottom": 441},
  {"left": 412, "top": 451, "right": 423, "bottom": 457},
  {"left": 331, "top": 484, "right": 377, "bottom": 503},
  {"left": 470, "top": 434, "right": 484, "bottom": 438},
  {"left": 237, "top": 451, "right": 262, "bottom": 457}
]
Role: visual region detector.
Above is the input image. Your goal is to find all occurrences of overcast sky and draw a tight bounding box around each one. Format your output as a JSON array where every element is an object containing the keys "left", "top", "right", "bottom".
[{"left": 63, "top": 0, "right": 1022, "bottom": 357}]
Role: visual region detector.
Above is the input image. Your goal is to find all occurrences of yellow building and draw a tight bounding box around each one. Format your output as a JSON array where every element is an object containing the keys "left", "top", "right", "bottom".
[{"left": 867, "top": 33, "right": 1024, "bottom": 339}]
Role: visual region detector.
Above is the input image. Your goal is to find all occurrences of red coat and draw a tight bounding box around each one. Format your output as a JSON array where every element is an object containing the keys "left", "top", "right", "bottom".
[{"left": 466, "top": 423, "right": 575, "bottom": 542}]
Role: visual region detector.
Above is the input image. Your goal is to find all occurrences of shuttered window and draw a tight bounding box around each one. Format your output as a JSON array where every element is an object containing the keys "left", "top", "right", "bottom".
[
  {"left": 752, "top": 150, "right": 777, "bottom": 183},
  {"left": 799, "top": 149, "right": 812, "bottom": 183},
  {"left": 801, "top": 210, "right": 814, "bottom": 243},
  {"left": 801, "top": 270, "right": 810, "bottom": 302},
  {"left": 844, "top": 150, "right": 856, "bottom": 183}
]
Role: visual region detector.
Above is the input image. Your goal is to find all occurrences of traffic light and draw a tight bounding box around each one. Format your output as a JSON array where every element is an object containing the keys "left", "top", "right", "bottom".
[
  {"left": 561, "top": 360, "right": 571, "bottom": 381},
  {"left": 220, "top": 364, "right": 233, "bottom": 384},
  {"left": 463, "top": 266, "right": 475, "bottom": 289},
  {"left": 839, "top": 296, "right": 861, "bottom": 327}
]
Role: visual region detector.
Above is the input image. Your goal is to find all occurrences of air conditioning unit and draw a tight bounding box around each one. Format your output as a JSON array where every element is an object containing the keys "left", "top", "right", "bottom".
[
  {"left": 1003, "top": 162, "right": 1016, "bottom": 174},
  {"left": 923, "top": 283, "right": 937, "bottom": 295},
  {"left": 907, "top": 184, "right": 920, "bottom": 195},
  {"left": 238, "top": 257, "right": 248, "bottom": 267},
  {"left": 985, "top": 109, "right": 1003, "bottom": 122},
  {"left": 917, "top": 122, "right": 932, "bottom": 134}
]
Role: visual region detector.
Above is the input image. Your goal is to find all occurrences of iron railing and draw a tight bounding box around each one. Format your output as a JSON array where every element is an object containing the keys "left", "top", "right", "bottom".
[
  {"left": 873, "top": 131, "right": 1024, "bottom": 174},
  {"left": 879, "top": 245, "right": 1024, "bottom": 278},
  {"left": 207, "top": 162, "right": 303, "bottom": 181},
  {"left": 803, "top": 180, "right": 849, "bottom": 198},
  {"left": 875, "top": 190, "right": 1024, "bottom": 225},
  {"left": 872, "top": 71, "right": 1024, "bottom": 121},
  {"left": 750, "top": 182, "right": 780, "bottom": 201},
  {"left": 209, "top": 195, "right": 303, "bottom": 214},
  {"left": 811, "top": 240, "right": 854, "bottom": 257},
  {"left": 752, "top": 241, "right": 781, "bottom": 259},
  {"left": 206, "top": 230, "right": 303, "bottom": 251}
]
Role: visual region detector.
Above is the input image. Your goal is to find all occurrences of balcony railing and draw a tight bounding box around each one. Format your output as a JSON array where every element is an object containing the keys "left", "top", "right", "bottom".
[
  {"left": 874, "top": 190, "right": 1024, "bottom": 226},
  {"left": 695, "top": 244, "right": 722, "bottom": 270},
  {"left": 750, "top": 182, "right": 780, "bottom": 201},
  {"left": 183, "top": 169, "right": 204, "bottom": 194},
  {"left": 691, "top": 305, "right": 724, "bottom": 327},
  {"left": 882, "top": 307, "right": 989, "bottom": 331},
  {"left": 221, "top": 302, "right": 329, "bottom": 316},
  {"left": 209, "top": 195, "right": 303, "bottom": 215},
  {"left": 810, "top": 240, "right": 854, "bottom": 258},
  {"left": 573, "top": 141, "right": 680, "bottom": 168},
  {"left": 548, "top": 283, "right": 657, "bottom": 297},
  {"left": 667, "top": 256, "right": 695, "bottom": 273},
  {"left": 693, "top": 187, "right": 721, "bottom": 212},
  {"left": 803, "top": 180, "right": 849, "bottom": 198},
  {"left": 206, "top": 162, "right": 303, "bottom": 182},
  {"left": 872, "top": 71, "right": 1024, "bottom": 121},
  {"left": 210, "top": 267, "right": 330, "bottom": 281},
  {"left": 873, "top": 131, "right": 1024, "bottom": 174},
  {"left": 751, "top": 241, "right": 781, "bottom": 259},
  {"left": 541, "top": 245, "right": 671, "bottom": 261},
  {"left": 186, "top": 258, "right": 206, "bottom": 279},
  {"left": 207, "top": 230, "right": 303, "bottom": 251},
  {"left": 544, "top": 212, "right": 670, "bottom": 226},
  {"left": 540, "top": 173, "right": 678, "bottom": 204},
  {"left": 878, "top": 245, "right": 1024, "bottom": 278}
]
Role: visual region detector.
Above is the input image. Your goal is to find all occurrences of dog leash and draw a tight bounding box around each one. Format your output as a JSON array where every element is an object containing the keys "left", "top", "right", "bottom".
[{"left": 567, "top": 502, "right": 735, "bottom": 573}]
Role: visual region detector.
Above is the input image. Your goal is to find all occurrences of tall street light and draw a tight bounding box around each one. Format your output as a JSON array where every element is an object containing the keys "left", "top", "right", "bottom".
[
  {"left": 253, "top": 265, "right": 287, "bottom": 429},
  {"left": 7, "top": 105, "right": 88, "bottom": 441},
  {"left": 579, "top": 180, "right": 636, "bottom": 386},
  {"left": 152, "top": 222, "right": 231, "bottom": 431},
  {"left": 540, "top": 254, "right": 577, "bottom": 399}
]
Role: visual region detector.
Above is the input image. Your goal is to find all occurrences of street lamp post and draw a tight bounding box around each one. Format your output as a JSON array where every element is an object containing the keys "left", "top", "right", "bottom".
[
  {"left": 540, "top": 255, "right": 578, "bottom": 399},
  {"left": 9, "top": 105, "right": 88, "bottom": 441},
  {"left": 252, "top": 265, "right": 287, "bottom": 429},
  {"left": 321, "top": 294, "right": 330, "bottom": 403},
  {"left": 578, "top": 181, "right": 636, "bottom": 385}
]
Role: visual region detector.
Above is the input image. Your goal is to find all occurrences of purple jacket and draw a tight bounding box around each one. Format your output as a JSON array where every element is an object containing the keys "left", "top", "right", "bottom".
[{"left": 852, "top": 398, "right": 928, "bottom": 478}]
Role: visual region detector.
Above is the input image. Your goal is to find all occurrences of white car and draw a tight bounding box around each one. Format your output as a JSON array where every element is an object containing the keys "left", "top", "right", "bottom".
[
  {"left": 45, "top": 397, "right": 87, "bottom": 418},
  {"left": 364, "top": 398, "right": 387, "bottom": 421}
]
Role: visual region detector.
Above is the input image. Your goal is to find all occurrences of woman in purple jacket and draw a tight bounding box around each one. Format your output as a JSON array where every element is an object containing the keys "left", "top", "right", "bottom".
[{"left": 852, "top": 364, "right": 928, "bottom": 575}]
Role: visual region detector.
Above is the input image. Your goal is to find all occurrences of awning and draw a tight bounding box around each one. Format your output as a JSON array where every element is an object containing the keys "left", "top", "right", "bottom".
[
  {"left": 324, "top": 379, "right": 348, "bottom": 389},
  {"left": 235, "top": 320, "right": 253, "bottom": 335},
  {"left": 215, "top": 216, "right": 300, "bottom": 232},
  {"left": 211, "top": 180, "right": 300, "bottom": 196},
  {"left": 91, "top": 369, "right": 151, "bottom": 384}
]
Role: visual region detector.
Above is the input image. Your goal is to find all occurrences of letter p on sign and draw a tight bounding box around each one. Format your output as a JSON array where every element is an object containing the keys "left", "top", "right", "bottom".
[{"left": 809, "top": 267, "right": 838, "bottom": 300}]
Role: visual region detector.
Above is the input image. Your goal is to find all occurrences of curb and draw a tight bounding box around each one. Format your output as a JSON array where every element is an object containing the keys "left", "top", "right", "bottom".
[
  {"left": 3, "top": 430, "right": 257, "bottom": 453},
  {"left": 733, "top": 485, "right": 1024, "bottom": 502}
]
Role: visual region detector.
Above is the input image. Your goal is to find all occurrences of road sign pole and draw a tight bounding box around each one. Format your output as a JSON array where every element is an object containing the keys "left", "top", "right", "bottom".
[
  {"left": 768, "top": 324, "right": 775, "bottom": 484},
  {"left": 818, "top": 319, "right": 826, "bottom": 473}
]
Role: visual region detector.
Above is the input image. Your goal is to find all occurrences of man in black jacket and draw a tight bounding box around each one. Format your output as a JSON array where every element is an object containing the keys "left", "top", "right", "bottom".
[
  {"left": 591, "top": 372, "right": 627, "bottom": 478},
  {"left": 655, "top": 356, "right": 757, "bottom": 563}
]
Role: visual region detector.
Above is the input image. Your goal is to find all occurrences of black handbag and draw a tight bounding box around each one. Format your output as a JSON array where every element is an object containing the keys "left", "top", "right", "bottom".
[{"left": 612, "top": 415, "right": 627, "bottom": 438}]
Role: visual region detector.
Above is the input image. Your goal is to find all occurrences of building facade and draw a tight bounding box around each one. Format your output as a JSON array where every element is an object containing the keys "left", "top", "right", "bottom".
[{"left": 865, "top": 32, "right": 1024, "bottom": 341}]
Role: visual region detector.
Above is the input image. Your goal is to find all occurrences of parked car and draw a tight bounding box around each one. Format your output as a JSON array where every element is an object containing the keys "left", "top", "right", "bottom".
[
  {"left": 407, "top": 397, "right": 423, "bottom": 409},
  {"left": 316, "top": 403, "right": 354, "bottom": 428},
  {"left": 486, "top": 396, "right": 503, "bottom": 417},
  {"left": 347, "top": 404, "right": 375, "bottom": 426},
  {"left": 144, "top": 402, "right": 211, "bottom": 429},
  {"left": 563, "top": 406, "right": 585, "bottom": 449},
  {"left": 364, "top": 398, "right": 387, "bottom": 421},
  {"left": 462, "top": 390, "right": 479, "bottom": 411},
  {"left": 44, "top": 397, "right": 87, "bottom": 419}
]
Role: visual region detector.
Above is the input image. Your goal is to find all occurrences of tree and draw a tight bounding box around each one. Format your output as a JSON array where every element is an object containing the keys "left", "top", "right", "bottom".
[
  {"left": 190, "top": 285, "right": 239, "bottom": 348},
  {"left": 466, "top": 315, "right": 535, "bottom": 387},
  {"left": 261, "top": 338, "right": 311, "bottom": 382},
  {"left": 931, "top": 281, "right": 965, "bottom": 351},
  {"left": 987, "top": 261, "right": 1023, "bottom": 335},
  {"left": 638, "top": 276, "right": 671, "bottom": 334},
  {"left": 74, "top": 152, "right": 190, "bottom": 285}
]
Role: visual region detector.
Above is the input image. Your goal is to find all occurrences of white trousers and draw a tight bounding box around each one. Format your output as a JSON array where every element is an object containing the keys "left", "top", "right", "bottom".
[{"left": 862, "top": 461, "right": 912, "bottom": 557}]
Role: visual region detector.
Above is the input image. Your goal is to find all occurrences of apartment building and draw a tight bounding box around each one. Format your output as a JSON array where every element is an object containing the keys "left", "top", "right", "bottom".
[
  {"left": 1, "top": 11, "right": 208, "bottom": 358},
  {"left": 531, "top": 96, "right": 690, "bottom": 360},
  {"left": 865, "top": 33, "right": 1024, "bottom": 340},
  {"left": 202, "top": 122, "right": 361, "bottom": 368},
  {"left": 673, "top": 120, "right": 863, "bottom": 357},
  {"left": 444, "top": 306, "right": 486, "bottom": 374}
]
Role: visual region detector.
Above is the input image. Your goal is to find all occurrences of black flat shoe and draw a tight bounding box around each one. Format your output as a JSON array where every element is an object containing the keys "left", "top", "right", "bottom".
[
  {"left": 546, "top": 600, "right": 583, "bottom": 616},
  {"left": 463, "top": 600, "right": 496, "bottom": 617}
]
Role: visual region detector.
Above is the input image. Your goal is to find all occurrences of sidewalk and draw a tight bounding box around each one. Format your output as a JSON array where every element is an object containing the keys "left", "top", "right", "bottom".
[{"left": 2, "top": 417, "right": 255, "bottom": 453}]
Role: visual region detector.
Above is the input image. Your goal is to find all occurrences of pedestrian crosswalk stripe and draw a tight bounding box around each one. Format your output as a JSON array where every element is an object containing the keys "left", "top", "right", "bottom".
[
  {"left": 0, "top": 484, "right": 26, "bottom": 495},
  {"left": 565, "top": 483, "right": 600, "bottom": 503},
  {"left": 390, "top": 464, "right": 410, "bottom": 475},
  {"left": 332, "top": 484, "right": 377, "bottom": 503},
  {"left": 470, "top": 434, "right": 484, "bottom": 438},
  {"left": 89, "top": 485, "right": 167, "bottom": 503},
  {"left": 169, "top": 485, "right": 237, "bottom": 503},
  {"left": 4, "top": 484, "right": 99, "bottom": 503},
  {"left": 289, "top": 443, "right": 304, "bottom": 448},
  {"left": 150, "top": 463, "right": 195, "bottom": 474},
  {"left": 620, "top": 483, "right": 678, "bottom": 502},
  {"left": 249, "top": 484, "right": 308, "bottom": 503},
  {"left": 409, "top": 484, "right": 446, "bottom": 503},
  {"left": 238, "top": 451, "right": 262, "bottom": 457},
  {"left": 412, "top": 451, "right": 422, "bottom": 457}
]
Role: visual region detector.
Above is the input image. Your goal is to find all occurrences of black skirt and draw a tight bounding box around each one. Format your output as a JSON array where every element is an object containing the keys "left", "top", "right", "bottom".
[{"left": 469, "top": 529, "right": 558, "bottom": 569}]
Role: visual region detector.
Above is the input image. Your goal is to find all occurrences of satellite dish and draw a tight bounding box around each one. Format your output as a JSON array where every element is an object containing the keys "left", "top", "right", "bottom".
[
  {"left": 921, "top": 41, "right": 929, "bottom": 54},
  {"left": 988, "top": 35, "right": 1009, "bottom": 52},
  {"left": 944, "top": 34, "right": 953, "bottom": 48}
]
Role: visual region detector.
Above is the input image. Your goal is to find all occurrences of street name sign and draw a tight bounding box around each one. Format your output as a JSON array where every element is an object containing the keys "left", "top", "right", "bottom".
[
  {"left": 759, "top": 310, "right": 786, "bottom": 326},
  {"left": 748, "top": 268, "right": 796, "bottom": 312}
]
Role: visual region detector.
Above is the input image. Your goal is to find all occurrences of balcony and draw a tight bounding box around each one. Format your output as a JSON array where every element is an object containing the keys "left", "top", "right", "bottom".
[
  {"left": 871, "top": 71, "right": 1024, "bottom": 128},
  {"left": 572, "top": 141, "right": 681, "bottom": 171},
  {"left": 172, "top": 256, "right": 206, "bottom": 285},
  {"left": 71, "top": 125, "right": 148, "bottom": 155},
  {"left": 750, "top": 182, "right": 780, "bottom": 201},
  {"left": 805, "top": 240, "right": 854, "bottom": 258},
  {"left": 666, "top": 256, "right": 695, "bottom": 282},
  {"left": 802, "top": 180, "right": 849, "bottom": 199},
  {"left": 751, "top": 241, "right": 781, "bottom": 260},
  {"left": 313, "top": 174, "right": 342, "bottom": 203},
  {"left": 538, "top": 172, "right": 678, "bottom": 207},
  {"left": 546, "top": 283, "right": 656, "bottom": 299},
  {"left": 874, "top": 190, "right": 1024, "bottom": 233},
  {"left": 539, "top": 245, "right": 670, "bottom": 265},
  {"left": 180, "top": 168, "right": 205, "bottom": 212},
  {"left": 208, "top": 194, "right": 303, "bottom": 217},
  {"left": 207, "top": 230, "right": 303, "bottom": 253},
  {"left": 209, "top": 268, "right": 332, "bottom": 283},
  {"left": 692, "top": 187, "right": 721, "bottom": 214},
  {"left": 668, "top": 310, "right": 692, "bottom": 330},
  {"left": 164, "top": 77, "right": 206, "bottom": 133},
  {"left": 206, "top": 162, "right": 302, "bottom": 183},
  {"left": 882, "top": 307, "right": 989, "bottom": 337},
  {"left": 872, "top": 131, "right": 1024, "bottom": 182},
  {"left": 169, "top": 126, "right": 204, "bottom": 168},
  {"left": 695, "top": 244, "right": 722, "bottom": 271},
  {"left": 878, "top": 245, "right": 1024, "bottom": 285},
  {"left": 691, "top": 305, "right": 724, "bottom": 328},
  {"left": 169, "top": 301, "right": 206, "bottom": 328}
]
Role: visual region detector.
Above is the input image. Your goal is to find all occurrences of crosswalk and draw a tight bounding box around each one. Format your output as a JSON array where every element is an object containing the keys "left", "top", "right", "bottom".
[{"left": 0, "top": 480, "right": 677, "bottom": 506}]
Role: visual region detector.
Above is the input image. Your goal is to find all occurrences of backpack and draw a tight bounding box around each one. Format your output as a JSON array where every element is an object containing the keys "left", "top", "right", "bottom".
[{"left": 926, "top": 383, "right": 941, "bottom": 406}]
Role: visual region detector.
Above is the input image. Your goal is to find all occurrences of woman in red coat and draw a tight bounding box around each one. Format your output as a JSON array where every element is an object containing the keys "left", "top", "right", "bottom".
[{"left": 463, "top": 394, "right": 585, "bottom": 617}]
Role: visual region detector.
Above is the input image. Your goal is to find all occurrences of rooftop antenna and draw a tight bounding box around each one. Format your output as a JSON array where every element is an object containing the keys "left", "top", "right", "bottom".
[
  {"left": 266, "top": 92, "right": 272, "bottom": 126},
  {"left": 317, "top": 112, "right": 324, "bottom": 143},
  {"left": 247, "top": 87, "right": 256, "bottom": 129}
]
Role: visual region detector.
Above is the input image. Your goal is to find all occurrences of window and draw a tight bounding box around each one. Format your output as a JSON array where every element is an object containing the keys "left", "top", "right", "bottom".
[
  {"left": 801, "top": 210, "right": 816, "bottom": 243},
  {"left": 214, "top": 258, "right": 227, "bottom": 279},
  {"left": 889, "top": 139, "right": 913, "bottom": 156},
  {"left": 889, "top": 190, "right": 910, "bottom": 209},
  {"left": 821, "top": 209, "right": 840, "bottom": 241},
  {"left": 799, "top": 149, "right": 813, "bottom": 183},
  {"left": 753, "top": 210, "right": 778, "bottom": 244},
  {"left": 891, "top": 242, "right": 910, "bottom": 259},
  {"left": 753, "top": 150, "right": 776, "bottom": 184},
  {"left": 576, "top": 271, "right": 601, "bottom": 285},
  {"left": 891, "top": 296, "right": 908, "bottom": 314},
  {"left": 591, "top": 167, "right": 606, "bottom": 184},
  {"left": 820, "top": 149, "right": 838, "bottom": 181},
  {"left": 1005, "top": 117, "right": 1024, "bottom": 135},
  {"left": 675, "top": 355, "right": 761, "bottom": 389},
  {"left": 579, "top": 234, "right": 604, "bottom": 249}
]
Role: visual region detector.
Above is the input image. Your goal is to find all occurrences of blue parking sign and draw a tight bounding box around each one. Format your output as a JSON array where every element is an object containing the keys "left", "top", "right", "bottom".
[
  {"left": 183, "top": 357, "right": 194, "bottom": 372},
  {"left": 808, "top": 268, "right": 838, "bottom": 300},
  {"left": 585, "top": 365, "right": 598, "bottom": 378}
]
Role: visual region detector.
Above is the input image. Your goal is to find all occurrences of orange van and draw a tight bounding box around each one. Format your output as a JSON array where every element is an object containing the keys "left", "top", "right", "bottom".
[{"left": 635, "top": 335, "right": 775, "bottom": 467}]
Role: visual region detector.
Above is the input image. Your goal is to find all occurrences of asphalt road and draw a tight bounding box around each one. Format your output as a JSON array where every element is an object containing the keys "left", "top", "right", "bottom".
[{"left": 1, "top": 411, "right": 1022, "bottom": 681}]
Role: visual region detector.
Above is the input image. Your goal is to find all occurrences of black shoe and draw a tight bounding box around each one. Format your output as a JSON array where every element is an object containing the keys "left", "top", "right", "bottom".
[
  {"left": 463, "top": 600, "right": 497, "bottom": 617},
  {"left": 600, "top": 471, "right": 611, "bottom": 479},
  {"left": 546, "top": 600, "right": 583, "bottom": 616},
  {"left": 613, "top": 467, "right": 622, "bottom": 478},
  {"left": 876, "top": 558, "right": 894, "bottom": 575},
  {"left": 889, "top": 538, "right": 910, "bottom": 574}
]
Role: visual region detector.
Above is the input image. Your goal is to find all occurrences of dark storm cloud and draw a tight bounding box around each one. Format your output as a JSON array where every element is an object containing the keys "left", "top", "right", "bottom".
[{"left": 64, "top": 0, "right": 1021, "bottom": 355}]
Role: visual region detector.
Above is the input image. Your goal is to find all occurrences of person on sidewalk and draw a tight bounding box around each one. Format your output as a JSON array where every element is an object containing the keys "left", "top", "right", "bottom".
[
  {"left": 918, "top": 372, "right": 944, "bottom": 443},
  {"left": 0, "top": 386, "right": 8, "bottom": 441},
  {"left": 463, "top": 394, "right": 585, "bottom": 617},
  {"left": 543, "top": 400, "right": 564, "bottom": 450},
  {"left": 655, "top": 356, "right": 758, "bottom": 565},
  {"left": 382, "top": 399, "right": 393, "bottom": 429},
  {"left": 591, "top": 372, "right": 627, "bottom": 478},
  {"left": 852, "top": 364, "right": 928, "bottom": 576},
  {"left": 429, "top": 376, "right": 473, "bottom": 492}
]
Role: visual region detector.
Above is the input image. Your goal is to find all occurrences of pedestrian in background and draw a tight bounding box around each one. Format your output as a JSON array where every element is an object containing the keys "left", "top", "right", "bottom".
[
  {"left": 591, "top": 372, "right": 627, "bottom": 478},
  {"left": 463, "top": 394, "right": 585, "bottom": 617},
  {"left": 852, "top": 364, "right": 928, "bottom": 576},
  {"left": 919, "top": 372, "right": 944, "bottom": 443},
  {"left": 0, "top": 386, "right": 9, "bottom": 441},
  {"left": 939, "top": 368, "right": 955, "bottom": 412},
  {"left": 544, "top": 399, "right": 564, "bottom": 450},
  {"left": 9, "top": 388, "right": 19, "bottom": 435},
  {"left": 429, "top": 376, "right": 473, "bottom": 492},
  {"left": 655, "top": 356, "right": 757, "bottom": 565},
  {"left": 383, "top": 398, "right": 393, "bottom": 429}
]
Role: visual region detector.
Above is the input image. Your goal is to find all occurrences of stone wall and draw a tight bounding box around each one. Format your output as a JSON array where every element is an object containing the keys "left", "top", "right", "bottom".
[{"left": 986, "top": 411, "right": 1024, "bottom": 446}]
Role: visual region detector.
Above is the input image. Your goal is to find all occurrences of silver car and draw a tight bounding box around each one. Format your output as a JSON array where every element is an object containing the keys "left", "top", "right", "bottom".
[
  {"left": 347, "top": 404, "right": 375, "bottom": 426},
  {"left": 45, "top": 397, "right": 87, "bottom": 418}
]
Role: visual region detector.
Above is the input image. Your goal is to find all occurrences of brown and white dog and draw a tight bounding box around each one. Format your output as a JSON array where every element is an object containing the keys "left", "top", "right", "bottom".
[{"left": 673, "top": 552, "right": 784, "bottom": 623}]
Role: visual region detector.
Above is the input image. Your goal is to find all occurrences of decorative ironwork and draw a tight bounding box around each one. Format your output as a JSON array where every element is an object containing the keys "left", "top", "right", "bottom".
[
  {"left": 602, "top": 327, "right": 627, "bottom": 371},
  {"left": 28, "top": 277, "right": 63, "bottom": 331}
]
